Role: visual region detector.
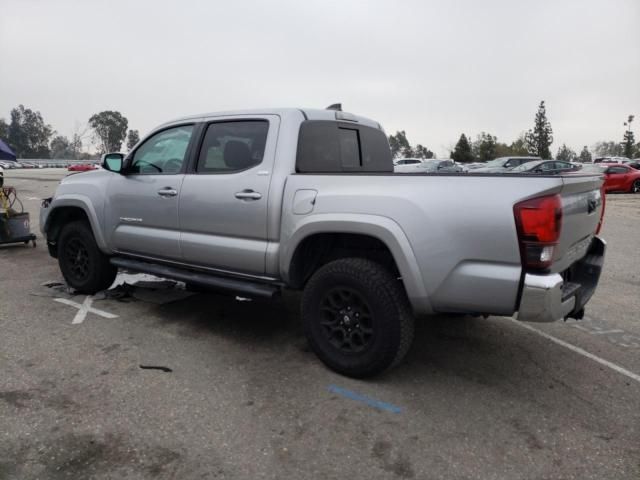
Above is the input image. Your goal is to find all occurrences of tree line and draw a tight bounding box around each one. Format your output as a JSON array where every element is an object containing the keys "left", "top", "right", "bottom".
[
  {"left": 1, "top": 102, "right": 637, "bottom": 162},
  {"left": 388, "top": 102, "right": 639, "bottom": 163},
  {"left": 0, "top": 105, "right": 139, "bottom": 160}
]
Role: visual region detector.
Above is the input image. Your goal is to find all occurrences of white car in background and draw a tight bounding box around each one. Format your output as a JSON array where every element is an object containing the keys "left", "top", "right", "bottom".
[
  {"left": 594, "top": 156, "right": 630, "bottom": 164},
  {"left": 394, "top": 158, "right": 425, "bottom": 173},
  {"left": 393, "top": 158, "right": 424, "bottom": 166},
  {"left": 465, "top": 162, "right": 485, "bottom": 170},
  {"left": 395, "top": 158, "right": 464, "bottom": 173}
]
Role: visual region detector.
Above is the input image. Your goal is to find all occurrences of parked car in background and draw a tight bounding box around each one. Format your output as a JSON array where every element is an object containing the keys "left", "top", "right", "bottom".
[
  {"left": 465, "top": 162, "right": 485, "bottom": 170},
  {"left": 472, "top": 156, "right": 540, "bottom": 173},
  {"left": 623, "top": 160, "right": 640, "bottom": 170},
  {"left": 580, "top": 163, "right": 640, "bottom": 193},
  {"left": 68, "top": 163, "right": 98, "bottom": 172},
  {"left": 394, "top": 158, "right": 464, "bottom": 173},
  {"left": 393, "top": 158, "right": 424, "bottom": 166},
  {"left": 510, "top": 160, "right": 581, "bottom": 175},
  {"left": 594, "top": 156, "right": 629, "bottom": 164}
]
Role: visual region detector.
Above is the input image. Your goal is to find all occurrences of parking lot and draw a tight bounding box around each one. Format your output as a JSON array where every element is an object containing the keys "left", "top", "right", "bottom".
[{"left": 1, "top": 169, "right": 639, "bottom": 479}]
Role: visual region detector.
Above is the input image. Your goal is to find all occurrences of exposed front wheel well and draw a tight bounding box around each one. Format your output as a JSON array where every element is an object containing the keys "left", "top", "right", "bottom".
[
  {"left": 46, "top": 207, "right": 91, "bottom": 257},
  {"left": 288, "top": 233, "right": 400, "bottom": 289}
]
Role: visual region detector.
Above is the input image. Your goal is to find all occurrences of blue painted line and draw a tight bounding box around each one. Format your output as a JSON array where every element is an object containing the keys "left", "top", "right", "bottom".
[{"left": 328, "top": 384, "right": 402, "bottom": 414}]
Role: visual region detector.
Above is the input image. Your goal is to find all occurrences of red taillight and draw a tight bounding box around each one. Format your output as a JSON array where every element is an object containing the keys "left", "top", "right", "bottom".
[{"left": 514, "top": 194, "right": 562, "bottom": 270}]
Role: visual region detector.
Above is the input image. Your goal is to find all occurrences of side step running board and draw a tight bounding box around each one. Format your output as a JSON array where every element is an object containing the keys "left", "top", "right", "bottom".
[{"left": 110, "top": 257, "right": 280, "bottom": 299}]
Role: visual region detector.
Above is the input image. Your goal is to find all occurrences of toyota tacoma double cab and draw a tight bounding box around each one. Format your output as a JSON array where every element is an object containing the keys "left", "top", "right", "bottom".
[{"left": 41, "top": 108, "right": 606, "bottom": 377}]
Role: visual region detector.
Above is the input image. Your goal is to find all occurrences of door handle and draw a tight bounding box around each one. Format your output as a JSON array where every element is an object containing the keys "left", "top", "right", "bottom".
[
  {"left": 157, "top": 188, "right": 178, "bottom": 197},
  {"left": 235, "top": 190, "right": 262, "bottom": 200}
]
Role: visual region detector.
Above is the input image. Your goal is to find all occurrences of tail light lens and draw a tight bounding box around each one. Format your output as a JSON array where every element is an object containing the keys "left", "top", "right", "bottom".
[{"left": 514, "top": 194, "right": 562, "bottom": 271}]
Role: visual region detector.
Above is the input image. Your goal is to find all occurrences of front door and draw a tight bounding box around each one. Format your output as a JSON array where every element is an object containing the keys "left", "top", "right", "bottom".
[
  {"left": 104, "top": 124, "right": 196, "bottom": 261},
  {"left": 605, "top": 166, "right": 627, "bottom": 191},
  {"left": 178, "top": 116, "right": 279, "bottom": 275}
]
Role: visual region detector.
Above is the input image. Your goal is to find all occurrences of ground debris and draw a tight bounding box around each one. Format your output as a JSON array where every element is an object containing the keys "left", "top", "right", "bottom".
[
  {"left": 34, "top": 272, "right": 194, "bottom": 305},
  {"left": 139, "top": 365, "right": 173, "bottom": 372}
]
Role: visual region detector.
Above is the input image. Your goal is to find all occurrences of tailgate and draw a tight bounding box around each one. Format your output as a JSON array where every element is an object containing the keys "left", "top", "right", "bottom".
[{"left": 553, "top": 174, "right": 604, "bottom": 273}]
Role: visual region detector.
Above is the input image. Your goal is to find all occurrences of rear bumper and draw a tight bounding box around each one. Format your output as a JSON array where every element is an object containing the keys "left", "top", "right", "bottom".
[{"left": 517, "top": 236, "right": 606, "bottom": 323}]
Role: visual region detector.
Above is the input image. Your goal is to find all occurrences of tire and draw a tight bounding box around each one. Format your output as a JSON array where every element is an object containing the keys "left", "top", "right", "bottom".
[
  {"left": 57, "top": 220, "right": 117, "bottom": 293},
  {"left": 301, "top": 258, "right": 415, "bottom": 378},
  {"left": 631, "top": 179, "right": 640, "bottom": 194}
]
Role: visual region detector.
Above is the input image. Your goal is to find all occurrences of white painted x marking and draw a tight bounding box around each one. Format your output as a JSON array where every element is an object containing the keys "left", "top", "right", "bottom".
[{"left": 54, "top": 296, "right": 118, "bottom": 324}]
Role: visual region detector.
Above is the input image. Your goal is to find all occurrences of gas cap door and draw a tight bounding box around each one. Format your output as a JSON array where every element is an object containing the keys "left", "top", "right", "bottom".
[{"left": 293, "top": 189, "right": 318, "bottom": 215}]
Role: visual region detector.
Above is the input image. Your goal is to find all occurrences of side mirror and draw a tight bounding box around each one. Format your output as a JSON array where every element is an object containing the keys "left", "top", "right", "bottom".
[{"left": 102, "top": 153, "right": 124, "bottom": 173}]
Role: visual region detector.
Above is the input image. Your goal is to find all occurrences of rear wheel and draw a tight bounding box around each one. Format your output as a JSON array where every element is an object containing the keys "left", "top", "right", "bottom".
[
  {"left": 301, "top": 258, "right": 414, "bottom": 378},
  {"left": 631, "top": 179, "right": 640, "bottom": 193},
  {"left": 57, "top": 220, "right": 117, "bottom": 293}
]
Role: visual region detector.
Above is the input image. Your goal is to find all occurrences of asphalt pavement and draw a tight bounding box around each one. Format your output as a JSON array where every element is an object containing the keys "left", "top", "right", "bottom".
[{"left": 1, "top": 169, "right": 638, "bottom": 479}]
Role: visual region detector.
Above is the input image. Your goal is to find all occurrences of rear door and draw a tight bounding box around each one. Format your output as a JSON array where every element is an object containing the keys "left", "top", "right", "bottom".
[
  {"left": 606, "top": 166, "right": 628, "bottom": 191},
  {"left": 104, "top": 124, "right": 196, "bottom": 261},
  {"left": 178, "top": 116, "right": 279, "bottom": 274}
]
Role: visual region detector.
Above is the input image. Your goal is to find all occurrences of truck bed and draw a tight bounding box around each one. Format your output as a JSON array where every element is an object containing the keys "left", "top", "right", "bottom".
[{"left": 282, "top": 172, "right": 604, "bottom": 316}]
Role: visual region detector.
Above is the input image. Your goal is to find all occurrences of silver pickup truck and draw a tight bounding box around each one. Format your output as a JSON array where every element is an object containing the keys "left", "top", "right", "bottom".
[{"left": 40, "top": 108, "right": 606, "bottom": 377}]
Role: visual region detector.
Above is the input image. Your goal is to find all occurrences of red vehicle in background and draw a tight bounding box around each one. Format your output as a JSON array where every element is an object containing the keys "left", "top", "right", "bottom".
[
  {"left": 581, "top": 163, "right": 640, "bottom": 193},
  {"left": 68, "top": 163, "right": 98, "bottom": 172}
]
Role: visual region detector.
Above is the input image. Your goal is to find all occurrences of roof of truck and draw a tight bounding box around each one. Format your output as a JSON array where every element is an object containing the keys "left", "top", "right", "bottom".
[{"left": 159, "top": 108, "right": 382, "bottom": 130}]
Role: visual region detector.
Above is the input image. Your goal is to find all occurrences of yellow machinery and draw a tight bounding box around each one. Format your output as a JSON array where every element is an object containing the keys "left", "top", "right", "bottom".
[{"left": 0, "top": 185, "right": 37, "bottom": 247}]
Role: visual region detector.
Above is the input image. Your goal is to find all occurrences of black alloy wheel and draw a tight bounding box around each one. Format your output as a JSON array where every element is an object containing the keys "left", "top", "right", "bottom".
[{"left": 320, "top": 287, "right": 375, "bottom": 354}]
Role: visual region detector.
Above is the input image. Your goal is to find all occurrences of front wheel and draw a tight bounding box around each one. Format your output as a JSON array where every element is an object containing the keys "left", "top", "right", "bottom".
[
  {"left": 57, "top": 220, "right": 117, "bottom": 293},
  {"left": 301, "top": 258, "right": 415, "bottom": 378},
  {"left": 631, "top": 179, "right": 640, "bottom": 193}
]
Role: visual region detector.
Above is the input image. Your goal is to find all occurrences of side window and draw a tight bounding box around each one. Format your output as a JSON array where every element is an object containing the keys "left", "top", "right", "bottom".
[
  {"left": 197, "top": 121, "right": 269, "bottom": 173},
  {"left": 608, "top": 166, "right": 627, "bottom": 174},
  {"left": 541, "top": 162, "right": 556, "bottom": 171},
  {"left": 130, "top": 125, "right": 193, "bottom": 174}
]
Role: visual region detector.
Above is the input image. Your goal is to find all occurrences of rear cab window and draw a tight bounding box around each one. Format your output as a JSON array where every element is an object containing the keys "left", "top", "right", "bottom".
[{"left": 296, "top": 120, "right": 392, "bottom": 173}]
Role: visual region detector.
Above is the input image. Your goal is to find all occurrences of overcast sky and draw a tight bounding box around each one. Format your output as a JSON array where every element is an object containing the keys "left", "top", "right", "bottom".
[{"left": 1, "top": 0, "right": 639, "bottom": 157}]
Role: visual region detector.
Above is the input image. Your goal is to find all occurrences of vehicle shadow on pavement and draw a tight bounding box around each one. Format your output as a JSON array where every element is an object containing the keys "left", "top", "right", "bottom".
[
  {"left": 143, "top": 290, "right": 525, "bottom": 386},
  {"left": 147, "top": 289, "right": 308, "bottom": 351},
  {"left": 128, "top": 287, "right": 634, "bottom": 410}
]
